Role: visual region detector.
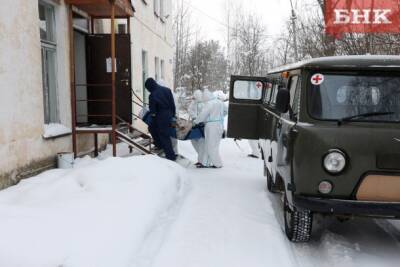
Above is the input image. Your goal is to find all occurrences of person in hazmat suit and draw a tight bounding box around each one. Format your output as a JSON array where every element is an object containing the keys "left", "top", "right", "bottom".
[
  {"left": 248, "top": 140, "right": 261, "bottom": 158},
  {"left": 194, "top": 89, "right": 225, "bottom": 168},
  {"left": 214, "top": 90, "right": 229, "bottom": 120},
  {"left": 145, "top": 78, "right": 177, "bottom": 161},
  {"left": 188, "top": 90, "right": 205, "bottom": 167}
]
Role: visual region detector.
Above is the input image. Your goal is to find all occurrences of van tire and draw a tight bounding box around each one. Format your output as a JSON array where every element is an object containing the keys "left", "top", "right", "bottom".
[
  {"left": 284, "top": 195, "right": 313, "bottom": 243},
  {"left": 266, "top": 168, "right": 280, "bottom": 193}
]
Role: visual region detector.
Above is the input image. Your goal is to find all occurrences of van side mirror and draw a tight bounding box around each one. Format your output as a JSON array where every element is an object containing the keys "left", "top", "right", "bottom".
[{"left": 276, "top": 89, "right": 290, "bottom": 114}]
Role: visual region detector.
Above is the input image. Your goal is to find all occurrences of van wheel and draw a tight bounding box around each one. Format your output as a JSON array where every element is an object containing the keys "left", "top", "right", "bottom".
[
  {"left": 266, "top": 169, "right": 280, "bottom": 193},
  {"left": 284, "top": 195, "right": 313, "bottom": 243}
]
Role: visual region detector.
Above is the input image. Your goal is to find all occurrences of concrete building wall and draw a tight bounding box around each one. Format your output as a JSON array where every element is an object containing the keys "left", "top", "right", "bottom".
[
  {"left": 130, "top": 0, "right": 174, "bottom": 130},
  {"left": 0, "top": 0, "right": 105, "bottom": 189},
  {"left": 0, "top": 0, "right": 172, "bottom": 189}
]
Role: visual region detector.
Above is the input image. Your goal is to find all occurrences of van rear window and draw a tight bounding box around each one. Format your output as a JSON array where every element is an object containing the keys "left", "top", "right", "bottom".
[
  {"left": 233, "top": 80, "right": 263, "bottom": 100},
  {"left": 308, "top": 74, "right": 400, "bottom": 122}
]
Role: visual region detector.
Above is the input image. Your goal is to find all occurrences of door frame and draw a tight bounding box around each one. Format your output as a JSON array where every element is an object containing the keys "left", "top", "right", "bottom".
[{"left": 227, "top": 75, "right": 269, "bottom": 139}]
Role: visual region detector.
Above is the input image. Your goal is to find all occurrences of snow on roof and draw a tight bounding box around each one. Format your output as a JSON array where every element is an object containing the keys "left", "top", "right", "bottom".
[{"left": 268, "top": 55, "right": 400, "bottom": 74}]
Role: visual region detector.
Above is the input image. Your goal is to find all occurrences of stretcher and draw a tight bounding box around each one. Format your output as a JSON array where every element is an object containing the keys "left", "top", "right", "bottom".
[{"left": 140, "top": 108, "right": 204, "bottom": 141}]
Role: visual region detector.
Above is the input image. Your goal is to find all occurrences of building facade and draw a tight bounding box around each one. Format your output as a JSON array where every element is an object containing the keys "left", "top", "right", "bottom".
[
  {"left": 0, "top": 0, "right": 71, "bottom": 189},
  {"left": 130, "top": 0, "right": 174, "bottom": 130},
  {"left": 0, "top": 0, "right": 174, "bottom": 189}
]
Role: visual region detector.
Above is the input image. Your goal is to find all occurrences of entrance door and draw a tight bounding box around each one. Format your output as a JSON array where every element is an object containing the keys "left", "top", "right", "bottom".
[
  {"left": 86, "top": 34, "right": 132, "bottom": 125},
  {"left": 74, "top": 30, "right": 88, "bottom": 124},
  {"left": 227, "top": 75, "right": 268, "bottom": 139}
]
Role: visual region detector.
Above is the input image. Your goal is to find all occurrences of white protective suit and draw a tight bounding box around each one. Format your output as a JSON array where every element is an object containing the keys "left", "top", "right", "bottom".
[
  {"left": 214, "top": 90, "right": 227, "bottom": 101},
  {"left": 189, "top": 90, "right": 205, "bottom": 163},
  {"left": 248, "top": 140, "right": 261, "bottom": 158},
  {"left": 214, "top": 90, "right": 229, "bottom": 123},
  {"left": 194, "top": 89, "right": 226, "bottom": 168}
]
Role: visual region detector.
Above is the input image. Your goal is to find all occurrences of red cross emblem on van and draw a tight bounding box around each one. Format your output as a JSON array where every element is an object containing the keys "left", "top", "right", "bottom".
[
  {"left": 325, "top": 0, "right": 400, "bottom": 37},
  {"left": 311, "top": 74, "right": 324, "bottom": 85}
]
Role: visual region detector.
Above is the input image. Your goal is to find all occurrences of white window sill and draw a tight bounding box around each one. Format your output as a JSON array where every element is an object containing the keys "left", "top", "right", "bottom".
[{"left": 43, "top": 123, "right": 72, "bottom": 139}]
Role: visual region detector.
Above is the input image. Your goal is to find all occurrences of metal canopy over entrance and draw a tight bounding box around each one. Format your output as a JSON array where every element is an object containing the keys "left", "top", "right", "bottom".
[
  {"left": 67, "top": 0, "right": 149, "bottom": 158},
  {"left": 65, "top": 0, "right": 134, "bottom": 17}
]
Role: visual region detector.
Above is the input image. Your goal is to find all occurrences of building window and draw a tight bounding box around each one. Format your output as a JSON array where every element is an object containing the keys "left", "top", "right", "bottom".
[
  {"left": 160, "top": 0, "right": 165, "bottom": 18},
  {"left": 155, "top": 57, "right": 160, "bottom": 81},
  {"left": 73, "top": 12, "right": 89, "bottom": 33},
  {"left": 39, "top": 1, "right": 59, "bottom": 124},
  {"left": 154, "top": 0, "right": 160, "bottom": 16},
  {"left": 160, "top": 59, "right": 165, "bottom": 80},
  {"left": 118, "top": 23, "right": 127, "bottom": 34},
  {"left": 142, "top": 50, "right": 149, "bottom": 103}
]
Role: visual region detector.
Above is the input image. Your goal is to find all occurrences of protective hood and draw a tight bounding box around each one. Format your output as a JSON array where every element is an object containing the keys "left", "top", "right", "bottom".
[
  {"left": 214, "top": 90, "right": 227, "bottom": 101},
  {"left": 193, "top": 90, "right": 203, "bottom": 102},
  {"left": 145, "top": 78, "right": 158, "bottom": 92},
  {"left": 202, "top": 89, "right": 215, "bottom": 102}
]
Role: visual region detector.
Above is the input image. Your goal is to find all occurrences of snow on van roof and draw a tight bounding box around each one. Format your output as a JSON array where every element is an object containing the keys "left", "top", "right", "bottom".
[{"left": 268, "top": 55, "right": 400, "bottom": 74}]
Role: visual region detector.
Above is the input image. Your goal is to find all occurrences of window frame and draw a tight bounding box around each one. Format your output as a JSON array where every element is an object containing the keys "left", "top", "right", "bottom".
[
  {"left": 155, "top": 56, "right": 160, "bottom": 81},
  {"left": 160, "top": 59, "right": 165, "bottom": 80},
  {"left": 263, "top": 81, "right": 274, "bottom": 105},
  {"left": 288, "top": 75, "right": 301, "bottom": 119},
  {"left": 142, "top": 50, "right": 149, "bottom": 103},
  {"left": 269, "top": 84, "right": 280, "bottom": 107},
  {"left": 232, "top": 80, "right": 264, "bottom": 101},
  {"left": 307, "top": 71, "right": 400, "bottom": 123},
  {"left": 39, "top": 0, "right": 60, "bottom": 124}
]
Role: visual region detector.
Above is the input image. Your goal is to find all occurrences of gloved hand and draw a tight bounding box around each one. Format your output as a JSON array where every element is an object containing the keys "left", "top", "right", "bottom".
[
  {"left": 192, "top": 122, "right": 204, "bottom": 128},
  {"left": 170, "top": 117, "right": 177, "bottom": 128}
]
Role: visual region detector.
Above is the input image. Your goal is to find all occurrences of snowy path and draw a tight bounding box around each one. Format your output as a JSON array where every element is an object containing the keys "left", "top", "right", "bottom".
[{"left": 134, "top": 138, "right": 400, "bottom": 267}]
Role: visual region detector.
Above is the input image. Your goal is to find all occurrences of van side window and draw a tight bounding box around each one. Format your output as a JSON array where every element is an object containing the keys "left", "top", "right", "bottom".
[
  {"left": 270, "top": 84, "right": 279, "bottom": 106},
  {"left": 289, "top": 76, "right": 301, "bottom": 117},
  {"left": 264, "top": 82, "right": 273, "bottom": 104}
]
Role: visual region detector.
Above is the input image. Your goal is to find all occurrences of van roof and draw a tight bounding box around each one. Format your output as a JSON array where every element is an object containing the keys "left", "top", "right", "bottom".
[{"left": 268, "top": 55, "right": 400, "bottom": 74}]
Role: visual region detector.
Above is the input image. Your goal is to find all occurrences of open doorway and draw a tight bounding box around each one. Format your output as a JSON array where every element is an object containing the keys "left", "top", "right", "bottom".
[{"left": 73, "top": 15, "right": 132, "bottom": 126}]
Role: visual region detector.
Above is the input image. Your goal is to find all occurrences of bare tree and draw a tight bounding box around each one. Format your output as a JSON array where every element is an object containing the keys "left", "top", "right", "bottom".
[
  {"left": 173, "top": 0, "right": 193, "bottom": 90},
  {"left": 269, "top": 0, "right": 400, "bottom": 65},
  {"left": 230, "top": 11, "right": 269, "bottom": 76},
  {"left": 183, "top": 40, "right": 228, "bottom": 92}
]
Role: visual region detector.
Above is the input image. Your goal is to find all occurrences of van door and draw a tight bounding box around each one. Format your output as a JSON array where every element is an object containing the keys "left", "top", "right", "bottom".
[
  {"left": 227, "top": 76, "right": 268, "bottom": 139},
  {"left": 276, "top": 75, "right": 300, "bottom": 182},
  {"left": 265, "top": 82, "right": 283, "bottom": 178}
]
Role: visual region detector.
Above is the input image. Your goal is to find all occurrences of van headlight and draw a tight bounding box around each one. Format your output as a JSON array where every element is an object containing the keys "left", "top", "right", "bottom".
[{"left": 323, "top": 150, "right": 346, "bottom": 174}]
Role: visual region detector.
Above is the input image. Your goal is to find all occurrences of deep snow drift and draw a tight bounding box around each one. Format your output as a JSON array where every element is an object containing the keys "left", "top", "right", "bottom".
[{"left": 0, "top": 155, "right": 186, "bottom": 267}]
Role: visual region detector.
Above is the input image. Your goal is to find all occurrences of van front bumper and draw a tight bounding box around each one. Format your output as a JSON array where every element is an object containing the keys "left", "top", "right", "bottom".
[{"left": 294, "top": 195, "right": 400, "bottom": 218}]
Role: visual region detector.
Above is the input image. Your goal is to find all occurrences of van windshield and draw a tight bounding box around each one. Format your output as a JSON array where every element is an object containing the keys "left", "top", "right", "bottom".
[{"left": 308, "top": 73, "right": 400, "bottom": 122}]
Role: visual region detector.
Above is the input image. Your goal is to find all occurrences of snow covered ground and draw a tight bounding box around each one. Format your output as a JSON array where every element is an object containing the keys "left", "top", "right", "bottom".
[
  {"left": 0, "top": 139, "right": 400, "bottom": 266},
  {"left": 136, "top": 139, "right": 400, "bottom": 267},
  {"left": 0, "top": 155, "right": 186, "bottom": 267}
]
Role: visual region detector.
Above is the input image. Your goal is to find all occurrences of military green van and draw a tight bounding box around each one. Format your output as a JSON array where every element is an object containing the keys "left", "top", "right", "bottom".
[{"left": 228, "top": 56, "right": 400, "bottom": 242}]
